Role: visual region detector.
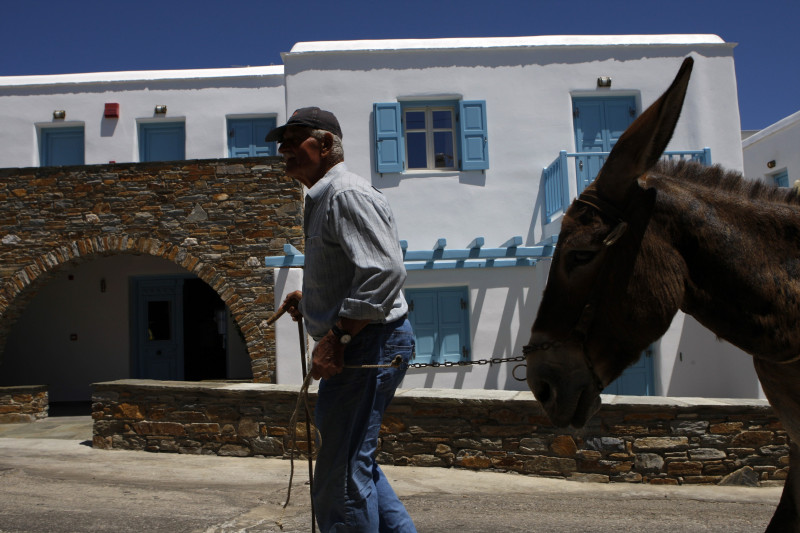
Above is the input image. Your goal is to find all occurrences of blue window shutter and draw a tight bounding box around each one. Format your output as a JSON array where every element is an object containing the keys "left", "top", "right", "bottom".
[
  {"left": 253, "top": 118, "right": 277, "bottom": 156},
  {"left": 374, "top": 103, "right": 404, "bottom": 173},
  {"left": 406, "top": 289, "right": 437, "bottom": 364},
  {"left": 459, "top": 100, "right": 488, "bottom": 170},
  {"left": 228, "top": 121, "right": 253, "bottom": 158},
  {"left": 406, "top": 286, "right": 470, "bottom": 364},
  {"left": 228, "top": 118, "right": 277, "bottom": 158},
  {"left": 438, "top": 288, "right": 470, "bottom": 363}
]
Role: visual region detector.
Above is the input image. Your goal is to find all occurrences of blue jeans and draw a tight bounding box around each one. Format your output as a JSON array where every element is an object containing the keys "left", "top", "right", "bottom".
[{"left": 313, "top": 317, "right": 417, "bottom": 533}]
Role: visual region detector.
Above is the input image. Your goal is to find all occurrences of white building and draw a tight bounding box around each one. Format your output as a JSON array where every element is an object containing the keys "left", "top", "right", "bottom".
[
  {"left": 743, "top": 109, "right": 800, "bottom": 190},
  {"left": 0, "top": 34, "right": 763, "bottom": 401},
  {"left": 274, "top": 35, "right": 757, "bottom": 398},
  {"left": 0, "top": 66, "right": 285, "bottom": 168}
]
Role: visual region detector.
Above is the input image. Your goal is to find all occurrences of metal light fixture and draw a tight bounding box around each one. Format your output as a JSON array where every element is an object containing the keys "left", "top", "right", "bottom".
[
  {"left": 767, "top": 160, "right": 777, "bottom": 169},
  {"left": 597, "top": 77, "right": 612, "bottom": 88},
  {"left": 53, "top": 110, "right": 66, "bottom": 119},
  {"left": 154, "top": 105, "right": 167, "bottom": 114}
]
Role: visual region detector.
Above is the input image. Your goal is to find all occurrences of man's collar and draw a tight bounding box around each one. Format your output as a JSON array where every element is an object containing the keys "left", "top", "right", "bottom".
[{"left": 306, "top": 162, "right": 347, "bottom": 201}]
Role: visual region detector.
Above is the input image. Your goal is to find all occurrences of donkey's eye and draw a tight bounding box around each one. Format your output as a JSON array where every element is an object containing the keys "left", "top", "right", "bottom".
[{"left": 569, "top": 250, "right": 597, "bottom": 266}]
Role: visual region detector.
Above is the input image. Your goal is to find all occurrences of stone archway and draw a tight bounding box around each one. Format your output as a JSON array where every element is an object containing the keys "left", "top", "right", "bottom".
[{"left": 0, "top": 158, "right": 302, "bottom": 383}]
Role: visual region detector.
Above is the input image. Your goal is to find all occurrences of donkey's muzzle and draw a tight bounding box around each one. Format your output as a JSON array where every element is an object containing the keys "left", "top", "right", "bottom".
[{"left": 525, "top": 337, "right": 602, "bottom": 428}]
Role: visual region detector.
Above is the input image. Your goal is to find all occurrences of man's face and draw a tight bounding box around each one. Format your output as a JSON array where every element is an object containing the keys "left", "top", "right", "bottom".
[{"left": 278, "top": 126, "right": 326, "bottom": 188}]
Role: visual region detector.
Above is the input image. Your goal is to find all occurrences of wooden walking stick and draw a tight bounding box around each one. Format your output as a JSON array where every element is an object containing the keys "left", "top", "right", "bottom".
[
  {"left": 267, "top": 299, "right": 316, "bottom": 532},
  {"left": 296, "top": 318, "right": 316, "bottom": 533}
]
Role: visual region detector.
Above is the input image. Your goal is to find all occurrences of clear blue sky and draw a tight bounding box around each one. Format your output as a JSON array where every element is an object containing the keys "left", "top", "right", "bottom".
[{"left": 2, "top": 0, "right": 797, "bottom": 130}]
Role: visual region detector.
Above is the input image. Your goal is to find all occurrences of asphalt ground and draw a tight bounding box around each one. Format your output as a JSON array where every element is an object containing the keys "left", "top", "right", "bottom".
[{"left": 0, "top": 416, "right": 783, "bottom": 532}]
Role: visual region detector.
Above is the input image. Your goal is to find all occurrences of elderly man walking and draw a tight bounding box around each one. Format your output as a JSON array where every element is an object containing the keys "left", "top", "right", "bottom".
[{"left": 267, "top": 107, "right": 417, "bottom": 532}]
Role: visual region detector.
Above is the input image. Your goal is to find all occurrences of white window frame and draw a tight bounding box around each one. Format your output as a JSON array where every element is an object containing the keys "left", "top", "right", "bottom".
[{"left": 403, "top": 106, "right": 457, "bottom": 171}]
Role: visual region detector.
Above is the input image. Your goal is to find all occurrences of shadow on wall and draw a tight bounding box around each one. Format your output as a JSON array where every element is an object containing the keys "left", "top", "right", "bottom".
[
  {"left": 470, "top": 265, "right": 548, "bottom": 391},
  {"left": 399, "top": 264, "right": 545, "bottom": 392}
]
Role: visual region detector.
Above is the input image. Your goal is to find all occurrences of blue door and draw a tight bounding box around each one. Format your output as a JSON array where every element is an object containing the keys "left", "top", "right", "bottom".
[
  {"left": 41, "top": 127, "right": 84, "bottom": 166},
  {"left": 573, "top": 96, "right": 636, "bottom": 192},
  {"left": 406, "top": 287, "right": 471, "bottom": 364},
  {"left": 228, "top": 118, "right": 277, "bottom": 158},
  {"left": 604, "top": 345, "right": 655, "bottom": 395},
  {"left": 139, "top": 122, "right": 185, "bottom": 162},
  {"left": 132, "top": 277, "right": 185, "bottom": 380}
]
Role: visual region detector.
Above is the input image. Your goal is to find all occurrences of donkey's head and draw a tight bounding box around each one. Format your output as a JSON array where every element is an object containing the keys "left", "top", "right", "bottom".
[{"left": 525, "top": 57, "right": 694, "bottom": 427}]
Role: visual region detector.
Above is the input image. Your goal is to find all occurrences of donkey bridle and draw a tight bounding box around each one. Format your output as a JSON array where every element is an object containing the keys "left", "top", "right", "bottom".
[{"left": 522, "top": 188, "right": 630, "bottom": 394}]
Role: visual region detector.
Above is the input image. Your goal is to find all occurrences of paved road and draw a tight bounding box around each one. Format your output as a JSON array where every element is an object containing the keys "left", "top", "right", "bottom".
[{"left": 0, "top": 417, "right": 783, "bottom": 532}]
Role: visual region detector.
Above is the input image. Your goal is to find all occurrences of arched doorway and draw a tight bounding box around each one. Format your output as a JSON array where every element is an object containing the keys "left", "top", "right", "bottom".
[{"left": 0, "top": 254, "right": 251, "bottom": 413}]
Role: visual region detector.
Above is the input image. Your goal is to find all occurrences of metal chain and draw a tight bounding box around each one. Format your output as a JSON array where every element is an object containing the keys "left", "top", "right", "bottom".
[
  {"left": 407, "top": 354, "right": 525, "bottom": 369},
  {"left": 347, "top": 354, "right": 526, "bottom": 370}
]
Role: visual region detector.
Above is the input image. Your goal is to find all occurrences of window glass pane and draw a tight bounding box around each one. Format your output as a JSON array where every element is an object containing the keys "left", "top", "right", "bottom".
[
  {"left": 433, "top": 131, "right": 454, "bottom": 168},
  {"left": 406, "top": 132, "right": 427, "bottom": 169},
  {"left": 432, "top": 110, "right": 452, "bottom": 129},
  {"left": 405, "top": 111, "right": 426, "bottom": 130},
  {"left": 147, "top": 301, "right": 171, "bottom": 341}
]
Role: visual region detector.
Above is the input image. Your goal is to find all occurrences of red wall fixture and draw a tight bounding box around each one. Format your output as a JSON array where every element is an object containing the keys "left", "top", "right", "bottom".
[{"left": 104, "top": 103, "right": 120, "bottom": 118}]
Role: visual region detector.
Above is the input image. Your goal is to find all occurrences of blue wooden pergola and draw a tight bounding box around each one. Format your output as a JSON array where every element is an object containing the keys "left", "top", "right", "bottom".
[{"left": 264, "top": 236, "right": 556, "bottom": 270}]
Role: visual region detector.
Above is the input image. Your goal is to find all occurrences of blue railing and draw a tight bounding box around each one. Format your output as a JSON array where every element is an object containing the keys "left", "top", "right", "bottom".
[{"left": 543, "top": 148, "right": 711, "bottom": 222}]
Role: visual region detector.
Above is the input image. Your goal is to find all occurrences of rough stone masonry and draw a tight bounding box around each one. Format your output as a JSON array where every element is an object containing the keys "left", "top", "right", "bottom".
[
  {"left": 0, "top": 157, "right": 303, "bottom": 382},
  {"left": 93, "top": 380, "right": 787, "bottom": 488}
]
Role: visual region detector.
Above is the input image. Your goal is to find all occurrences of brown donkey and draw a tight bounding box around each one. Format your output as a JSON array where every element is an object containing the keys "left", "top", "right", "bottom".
[{"left": 525, "top": 57, "right": 800, "bottom": 531}]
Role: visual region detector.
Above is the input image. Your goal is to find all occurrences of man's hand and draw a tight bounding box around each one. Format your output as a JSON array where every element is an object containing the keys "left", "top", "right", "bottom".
[
  {"left": 281, "top": 290, "right": 303, "bottom": 322},
  {"left": 311, "top": 333, "right": 345, "bottom": 380}
]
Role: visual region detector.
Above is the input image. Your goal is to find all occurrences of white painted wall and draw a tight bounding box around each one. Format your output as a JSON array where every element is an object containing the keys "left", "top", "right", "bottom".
[
  {"left": 0, "top": 67, "right": 285, "bottom": 167},
  {"left": 282, "top": 36, "right": 742, "bottom": 250},
  {"left": 273, "top": 267, "right": 307, "bottom": 385},
  {"left": 743, "top": 110, "right": 800, "bottom": 188},
  {"left": 656, "top": 312, "right": 763, "bottom": 399}
]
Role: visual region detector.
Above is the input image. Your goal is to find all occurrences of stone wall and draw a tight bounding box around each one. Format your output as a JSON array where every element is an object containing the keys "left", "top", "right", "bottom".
[
  {"left": 0, "top": 385, "right": 47, "bottom": 422},
  {"left": 0, "top": 158, "right": 303, "bottom": 382},
  {"left": 92, "top": 380, "right": 787, "bottom": 487}
]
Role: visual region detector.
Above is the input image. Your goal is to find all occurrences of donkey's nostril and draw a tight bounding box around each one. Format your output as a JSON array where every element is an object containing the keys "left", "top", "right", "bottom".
[{"left": 534, "top": 381, "right": 552, "bottom": 405}]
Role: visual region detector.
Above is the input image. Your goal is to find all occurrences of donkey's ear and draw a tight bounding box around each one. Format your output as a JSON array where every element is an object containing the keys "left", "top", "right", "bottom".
[{"left": 593, "top": 57, "right": 693, "bottom": 205}]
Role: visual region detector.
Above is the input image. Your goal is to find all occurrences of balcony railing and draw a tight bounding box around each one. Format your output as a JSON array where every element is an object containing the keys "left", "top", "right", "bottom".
[{"left": 543, "top": 148, "right": 712, "bottom": 223}]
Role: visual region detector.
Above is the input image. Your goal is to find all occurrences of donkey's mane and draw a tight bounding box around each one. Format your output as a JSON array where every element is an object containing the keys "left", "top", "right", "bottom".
[{"left": 654, "top": 159, "right": 800, "bottom": 206}]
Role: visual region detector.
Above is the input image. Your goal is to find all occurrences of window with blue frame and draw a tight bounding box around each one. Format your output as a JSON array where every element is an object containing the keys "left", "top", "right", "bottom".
[
  {"left": 139, "top": 122, "right": 185, "bottom": 162},
  {"left": 773, "top": 170, "right": 790, "bottom": 188},
  {"left": 40, "top": 126, "right": 85, "bottom": 167},
  {"left": 374, "top": 100, "right": 488, "bottom": 173},
  {"left": 227, "top": 117, "right": 277, "bottom": 158},
  {"left": 405, "top": 286, "right": 471, "bottom": 365}
]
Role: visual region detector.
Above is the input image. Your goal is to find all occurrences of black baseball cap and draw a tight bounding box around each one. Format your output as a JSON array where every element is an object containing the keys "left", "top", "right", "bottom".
[{"left": 265, "top": 107, "right": 343, "bottom": 142}]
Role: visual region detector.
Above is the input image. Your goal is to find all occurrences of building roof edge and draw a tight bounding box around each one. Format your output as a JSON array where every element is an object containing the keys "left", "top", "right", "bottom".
[
  {"left": 0, "top": 65, "right": 284, "bottom": 88},
  {"left": 742, "top": 109, "right": 800, "bottom": 148},
  {"left": 287, "top": 34, "right": 728, "bottom": 55}
]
